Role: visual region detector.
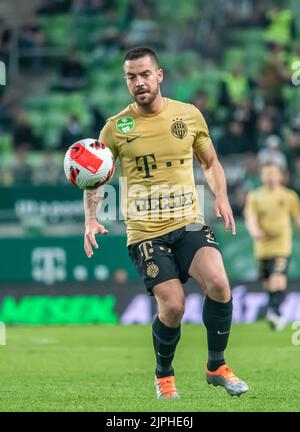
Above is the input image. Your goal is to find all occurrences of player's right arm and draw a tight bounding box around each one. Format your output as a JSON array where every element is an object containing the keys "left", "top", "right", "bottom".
[
  {"left": 244, "top": 192, "right": 266, "bottom": 241},
  {"left": 84, "top": 189, "right": 108, "bottom": 258},
  {"left": 84, "top": 120, "right": 118, "bottom": 258}
]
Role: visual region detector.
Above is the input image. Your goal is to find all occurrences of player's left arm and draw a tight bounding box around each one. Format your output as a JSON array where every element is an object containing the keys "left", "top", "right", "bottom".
[{"left": 195, "top": 142, "right": 236, "bottom": 235}]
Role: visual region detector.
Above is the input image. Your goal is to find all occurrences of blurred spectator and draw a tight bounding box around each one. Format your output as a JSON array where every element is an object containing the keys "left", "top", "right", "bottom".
[
  {"left": 192, "top": 90, "right": 216, "bottom": 126},
  {"left": 255, "top": 113, "right": 276, "bottom": 150},
  {"left": 257, "top": 135, "right": 287, "bottom": 170},
  {"left": 289, "top": 42, "right": 300, "bottom": 78},
  {"left": 71, "top": 0, "right": 112, "bottom": 15},
  {"left": 89, "top": 103, "right": 106, "bottom": 138},
  {"left": 57, "top": 51, "right": 87, "bottom": 92},
  {"left": 12, "top": 148, "right": 32, "bottom": 185},
  {"left": 233, "top": 98, "right": 257, "bottom": 152},
  {"left": 243, "top": 153, "right": 261, "bottom": 191},
  {"left": 219, "top": 66, "right": 251, "bottom": 108},
  {"left": 0, "top": 18, "right": 11, "bottom": 47},
  {"left": 287, "top": 117, "right": 300, "bottom": 157},
  {"left": 71, "top": 0, "right": 93, "bottom": 15},
  {"left": 91, "top": 8, "right": 123, "bottom": 60},
  {"left": 89, "top": 0, "right": 113, "bottom": 14},
  {"left": 285, "top": 118, "right": 300, "bottom": 171},
  {"left": 18, "top": 20, "right": 46, "bottom": 71},
  {"left": 0, "top": 17, "right": 12, "bottom": 66},
  {"left": 230, "top": 183, "right": 247, "bottom": 217},
  {"left": 174, "top": 17, "right": 198, "bottom": 51},
  {"left": 264, "top": 4, "right": 296, "bottom": 47},
  {"left": 37, "top": 0, "right": 71, "bottom": 15},
  {"left": 257, "top": 55, "right": 286, "bottom": 109},
  {"left": 217, "top": 117, "right": 247, "bottom": 156},
  {"left": 248, "top": 0, "right": 267, "bottom": 26},
  {"left": 265, "top": 43, "right": 291, "bottom": 82},
  {"left": 124, "top": 0, "right": 161, "bottom": 49},
  {"left": 222, "top": 0, "right": 258, "bottom": 26},
  {"left": 0, "top": 92, "right": 12, "bottom": 133},
  {"left": 12, "top": 111, "right": 38, "bottom": 151},
  {"left": 192, "top": 90, "right": 208, "bottom": 113},
  {"left": 200, "top": 28, "right": 222, "bottom": 61},
  {"left": 59, "top": 114, "right": 84, "bottom": 149},
  {"left": 263, "top": 103, "right": 284, "bottom": 133}
]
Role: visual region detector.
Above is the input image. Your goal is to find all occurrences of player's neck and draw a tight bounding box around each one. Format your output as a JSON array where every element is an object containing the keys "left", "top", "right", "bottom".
[
  {"left": 134, "top": 94, "right": 165, "bottom": 116},
  {"left": 265, "top": 183, "right": 281, "bottom": 191}
]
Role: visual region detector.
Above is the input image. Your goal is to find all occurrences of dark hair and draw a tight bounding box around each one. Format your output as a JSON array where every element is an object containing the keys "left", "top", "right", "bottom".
[{"left": 124, "top": 47, "right": 159, "bottom": 68}]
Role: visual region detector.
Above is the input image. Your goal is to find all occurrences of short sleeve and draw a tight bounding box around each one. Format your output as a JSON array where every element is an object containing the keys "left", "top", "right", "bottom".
[
  {"left": 244, "top": 191, "right": 257, "bottom": 217},
  {"left": 99, "top": 121, "right": 118, "bottom": 160},
  {"left": 289, "top": 191, "right": 300, "bottom": 221},
  {"left": 192, "top": 106, "right": 212, "bottom": 156}
]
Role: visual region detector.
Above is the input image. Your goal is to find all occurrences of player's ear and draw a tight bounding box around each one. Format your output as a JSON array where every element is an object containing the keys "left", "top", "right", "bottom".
[{"left": 157, "top": 68, "right": 164, "bottom": 84}]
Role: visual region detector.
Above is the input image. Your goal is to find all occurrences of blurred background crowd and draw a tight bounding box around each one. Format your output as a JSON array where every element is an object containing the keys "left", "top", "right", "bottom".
[{"left": 1, "top": 0, "right": 300, "bottom": 218}]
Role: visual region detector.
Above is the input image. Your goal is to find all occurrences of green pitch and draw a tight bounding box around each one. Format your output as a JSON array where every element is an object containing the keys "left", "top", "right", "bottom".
[{"left": 0, "top": 322, "right": 299, "bottom": 412}]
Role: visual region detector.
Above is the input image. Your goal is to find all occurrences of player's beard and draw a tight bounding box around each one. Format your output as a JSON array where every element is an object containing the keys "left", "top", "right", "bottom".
[{"left": 133, "top": 83, "right": 159, "bottom": 107}]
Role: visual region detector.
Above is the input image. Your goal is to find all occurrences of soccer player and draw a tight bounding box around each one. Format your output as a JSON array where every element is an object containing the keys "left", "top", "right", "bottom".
[
  {"left": 83, "top": 48, "right": 249, "bottom": 398},
  {"left": 245, "top": 161, "right": 300, "bottom": 331}
]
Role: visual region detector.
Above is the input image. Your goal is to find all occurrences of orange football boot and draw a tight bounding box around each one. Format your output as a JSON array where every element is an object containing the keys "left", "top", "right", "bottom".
[
  {"left": 206, "top": 364, "right": 249, "bottom": 396},
  {"left": 155, "top": 375, "right": 180, "bottom": 399}
]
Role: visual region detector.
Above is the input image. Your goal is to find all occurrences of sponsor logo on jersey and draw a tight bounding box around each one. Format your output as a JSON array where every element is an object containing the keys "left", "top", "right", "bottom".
[
  {"left": 135, "top": 192, "right": 193, "bottom": 212},
  {"left": 135, "top": 154, "right": 157, "bottom": 178}
]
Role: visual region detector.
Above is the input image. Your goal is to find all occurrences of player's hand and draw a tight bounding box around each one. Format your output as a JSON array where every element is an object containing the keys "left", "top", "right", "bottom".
[
  {"left": 214, "top": 195, "right": 236, "bottom": 235},
  {"left": 84, "top": 219, "right": 109, "bottom": 258}
]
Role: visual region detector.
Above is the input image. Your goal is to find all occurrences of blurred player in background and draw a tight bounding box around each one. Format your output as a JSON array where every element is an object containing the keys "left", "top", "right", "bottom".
[
  {"left": 245, "top": 162, "right": 300, "bottom": 330},
  {"left": 83, "top": 47, "right": 249, "bottom": 398}
]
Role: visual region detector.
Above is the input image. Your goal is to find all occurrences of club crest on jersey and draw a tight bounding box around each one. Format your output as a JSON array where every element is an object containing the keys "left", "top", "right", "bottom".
[
  {"left": 116, "top": 116, "right": 135, "bottom": 133},
  {"left": 171, "top": 118, "right": 188, "bottom": 139},
  {"left": 146, "top": 262, "right": 159, "bottom": 278}
]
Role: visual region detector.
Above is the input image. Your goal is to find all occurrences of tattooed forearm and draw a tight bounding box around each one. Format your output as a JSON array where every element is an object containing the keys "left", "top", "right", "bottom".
[{"left": 84, "top": 189, "right": 103, "bottom": 223}]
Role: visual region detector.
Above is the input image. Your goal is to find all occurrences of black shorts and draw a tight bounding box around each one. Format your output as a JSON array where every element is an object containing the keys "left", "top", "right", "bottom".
[
  {"left": 128, "top": 224, "right": 221, "bottom": 295},
  {"left": 258, "top": 256, "right": 290, "bottom": 281}
]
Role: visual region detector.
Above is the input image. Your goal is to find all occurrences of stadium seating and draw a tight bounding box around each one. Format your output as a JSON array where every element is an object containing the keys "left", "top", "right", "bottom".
[{"left": 0, "top": 0, "right": 299, "bottom": 190}]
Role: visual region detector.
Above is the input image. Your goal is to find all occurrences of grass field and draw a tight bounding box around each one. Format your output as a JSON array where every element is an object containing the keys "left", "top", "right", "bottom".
[{"left": 0, "top": 322, "right": 299, "bottom": 412}]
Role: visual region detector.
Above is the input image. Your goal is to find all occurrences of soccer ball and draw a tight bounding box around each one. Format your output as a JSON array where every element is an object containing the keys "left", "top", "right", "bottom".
[{"left": 64, "top": 138, "right": 115, "bottom": 190}]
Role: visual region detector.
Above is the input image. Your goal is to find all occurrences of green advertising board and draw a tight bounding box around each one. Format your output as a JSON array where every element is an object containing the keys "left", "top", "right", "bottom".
[
  {"left": 0, "top": 183, "right": 121, "bottom": 224},
  {"left": 0, "top": 222, "right": 299, "bottom": 284},
  {"left": 0, "top": 184, "right": 84, "bottom": 224}
]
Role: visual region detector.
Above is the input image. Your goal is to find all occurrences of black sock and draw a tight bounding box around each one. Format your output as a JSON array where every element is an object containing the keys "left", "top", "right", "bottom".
[
  {"left": 202, "top": 295, "right": 233, "bottom": 372},
  {"left": 152, "top": 315, "right": 181, "bottom": 378},
  {"left": 268, "top": 291, "right": 286, "bottom": 316}
]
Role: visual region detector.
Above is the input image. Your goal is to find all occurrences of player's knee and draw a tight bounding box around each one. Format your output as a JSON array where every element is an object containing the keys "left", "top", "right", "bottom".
[
  {"left": 166, "top": 300, "right": 185, "bottom": 321},
  {"left": 206, "top": 273, "right": 230, "bottom": 300}
]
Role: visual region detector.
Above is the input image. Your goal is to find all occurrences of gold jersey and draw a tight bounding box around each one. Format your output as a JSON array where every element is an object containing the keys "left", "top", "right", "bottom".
[
  {"left": 244, "top": 185, "right": 300, "bottom": 258},
  {"left": 99, "top": 98, "right": 211, "bottom": 246}
]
